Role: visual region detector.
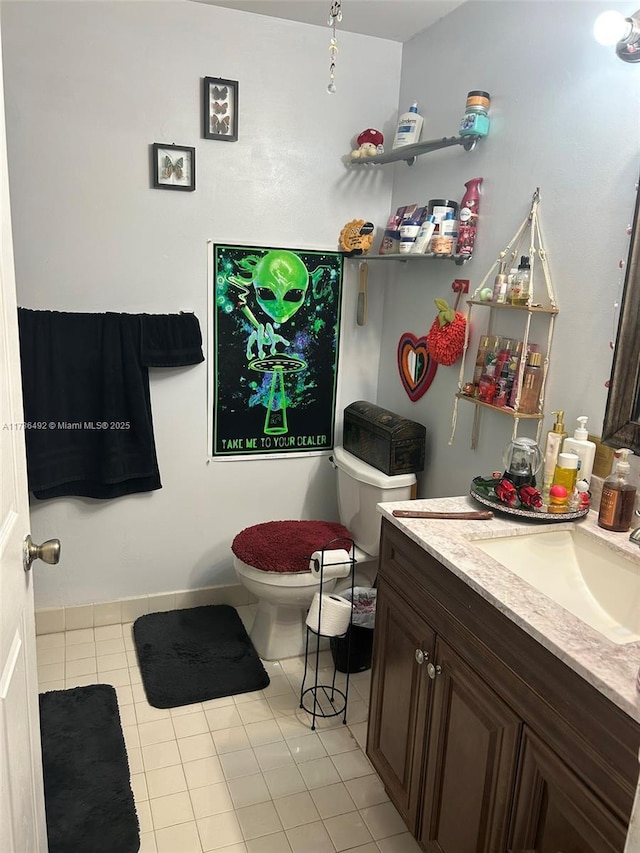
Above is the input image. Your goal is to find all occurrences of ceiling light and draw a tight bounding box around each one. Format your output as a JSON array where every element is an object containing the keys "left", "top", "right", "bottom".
[{"left": 594, "top": 9, "right": 640, "bottom": 62}]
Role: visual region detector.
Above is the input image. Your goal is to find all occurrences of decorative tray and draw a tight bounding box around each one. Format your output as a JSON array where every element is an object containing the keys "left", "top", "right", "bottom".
[{"left": 470, "top": 478, "right": 589, "bottom": 522}]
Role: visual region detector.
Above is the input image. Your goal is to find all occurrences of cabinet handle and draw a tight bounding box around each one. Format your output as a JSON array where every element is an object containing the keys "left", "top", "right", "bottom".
[
  {"left": 427, "top": 662, "right": 442, "bottom": 679},
  {"left": 415, "top": 649, "right": 429, "bottom": 665}
]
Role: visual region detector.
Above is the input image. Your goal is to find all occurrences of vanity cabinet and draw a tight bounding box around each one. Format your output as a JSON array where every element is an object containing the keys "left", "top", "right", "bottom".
[{"left": 367, "top": 519, "right": 640, "bottom": 853}]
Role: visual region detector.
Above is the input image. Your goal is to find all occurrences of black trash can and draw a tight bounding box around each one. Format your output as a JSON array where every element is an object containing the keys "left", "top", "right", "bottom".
[{"left": 330, "top": 588, "right": 377, "bottom": 673}]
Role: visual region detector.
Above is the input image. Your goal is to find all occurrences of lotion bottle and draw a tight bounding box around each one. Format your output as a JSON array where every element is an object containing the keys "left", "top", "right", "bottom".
[
  {"left": 542, "top": 410, "right": 567, "bottom": 500},
  {"left": 598, "top": 448, "right": 636, "bottom": 532},
  {"left": 562, "top": 416, "right": 596, "bottom": 485},
  {"left": 392, "top": 102, "right": 423, "bottom": 148}
]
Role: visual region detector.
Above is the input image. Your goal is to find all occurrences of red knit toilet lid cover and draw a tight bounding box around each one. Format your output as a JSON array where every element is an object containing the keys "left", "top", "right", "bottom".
[{"left": 231, "top": 520, "right": 353, "bottom": 573}]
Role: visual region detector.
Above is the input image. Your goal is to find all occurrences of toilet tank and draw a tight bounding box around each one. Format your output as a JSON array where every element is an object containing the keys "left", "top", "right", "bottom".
[{"left": 332, "top": 445, "right": 416, "bottom": 557}]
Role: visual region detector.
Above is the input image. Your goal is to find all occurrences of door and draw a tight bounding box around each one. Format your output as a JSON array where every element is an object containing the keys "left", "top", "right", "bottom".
[
  {"left": 508, "top": 728, "right": 627, "bottom": 853},
  {"left": 0, "top": 23, "right": 48, "bottom": 852},
  {"left": 367, "top": 577, "right": 435, "bottom": 829},
  {"left": 419, "top": 638, "right": 522, "bottom": 853}
]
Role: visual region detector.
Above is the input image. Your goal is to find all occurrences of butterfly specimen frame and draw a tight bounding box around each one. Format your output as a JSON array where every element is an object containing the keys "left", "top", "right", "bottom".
[
  {"left": 202, "top": 76, "right": 238, "bottom": 142},
  {"left": 152, "top": 143, "right": 196, "bottom": 191}
]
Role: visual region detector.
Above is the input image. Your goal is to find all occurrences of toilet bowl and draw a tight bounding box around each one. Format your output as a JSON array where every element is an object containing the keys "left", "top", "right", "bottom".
[{"left": 232, "top": 447, "right": 417, "bottom": 660}]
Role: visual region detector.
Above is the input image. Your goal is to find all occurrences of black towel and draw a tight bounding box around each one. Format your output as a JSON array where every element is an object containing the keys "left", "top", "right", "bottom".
[{"left": 17, "top": 309, "right": 204, "bottom": 500}]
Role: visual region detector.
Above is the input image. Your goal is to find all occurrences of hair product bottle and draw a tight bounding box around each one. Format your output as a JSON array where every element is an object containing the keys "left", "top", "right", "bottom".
[
  {"left": 455, "top": 178, "right": 483, "bottom": 259},
  {"left": 562, "top": 416, "right": 597, "bottom": 485},
  {"left": 598, "top": 448, "right": 636, "bottom": 531},
  {"left": 542, "top": 410, "right": 567, "bottom": 498},
  {"left": 552, "top": 452, "right": 579, "bottom": 493}
]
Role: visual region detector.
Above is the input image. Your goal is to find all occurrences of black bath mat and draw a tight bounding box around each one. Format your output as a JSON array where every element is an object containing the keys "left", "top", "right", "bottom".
[
  {"left": 39, "top": 684, "right": 139, "bottom": 853},
  {"left": 133, "top": 604, "right": 270, "bottom": 709}
]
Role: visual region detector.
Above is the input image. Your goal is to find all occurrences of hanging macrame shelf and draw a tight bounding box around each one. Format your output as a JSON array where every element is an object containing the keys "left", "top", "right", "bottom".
[{"left": 450, "top": 188, "right": 559, "bottom": 450}]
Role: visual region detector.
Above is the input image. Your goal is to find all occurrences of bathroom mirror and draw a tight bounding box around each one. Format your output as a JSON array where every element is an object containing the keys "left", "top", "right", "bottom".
[{"left": 602, "top": 176, "right": 640, "bottom": 453}]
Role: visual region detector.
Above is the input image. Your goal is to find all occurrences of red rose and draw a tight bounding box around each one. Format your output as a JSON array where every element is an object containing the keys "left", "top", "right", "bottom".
[
  {"left": 518, "top": 484, "right": 543, "bottom": 508},
  {"left": 495, "top": 478, "right": 518, "bottom": 505}
]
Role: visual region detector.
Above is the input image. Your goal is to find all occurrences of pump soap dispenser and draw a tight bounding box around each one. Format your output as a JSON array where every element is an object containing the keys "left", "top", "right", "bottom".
[
  {"left": 563, "top": 416, "right": 596, "bottom": 485},
  {"left": 598, "top": 448, "right": 636, "bottom": 532}
]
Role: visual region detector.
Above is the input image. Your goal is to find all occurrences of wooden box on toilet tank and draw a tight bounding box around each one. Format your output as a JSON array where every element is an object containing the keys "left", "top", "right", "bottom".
[{"left": 343, "top": 401, "right": 426, "bottom": 476}]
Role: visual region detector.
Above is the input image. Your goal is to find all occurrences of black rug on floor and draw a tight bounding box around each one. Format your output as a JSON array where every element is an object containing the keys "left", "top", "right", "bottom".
[
  {"left": 133, "top": 604, "right": 270, "bottom": 709},
  {"left": 39, "top": 684, "right": 139, "bottom": 853}
]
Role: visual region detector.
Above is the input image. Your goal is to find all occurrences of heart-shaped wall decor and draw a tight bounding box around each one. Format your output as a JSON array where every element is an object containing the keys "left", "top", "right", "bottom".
[{"left": 397, "top": 332, "right": 438, "bottom": 401}]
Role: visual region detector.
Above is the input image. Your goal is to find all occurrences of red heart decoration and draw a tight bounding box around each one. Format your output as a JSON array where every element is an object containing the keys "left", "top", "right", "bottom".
[{"left": 397, "top": 332, "right": 438, "bottom": 401}]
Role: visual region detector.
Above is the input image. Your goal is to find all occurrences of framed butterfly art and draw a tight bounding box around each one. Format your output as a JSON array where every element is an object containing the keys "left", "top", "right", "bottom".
[
  {"left": 152, "top": 143, "right": 195, "bottom": 191},
  {"left": 203, "top": 76, "right": 238, "bottom": 142}
]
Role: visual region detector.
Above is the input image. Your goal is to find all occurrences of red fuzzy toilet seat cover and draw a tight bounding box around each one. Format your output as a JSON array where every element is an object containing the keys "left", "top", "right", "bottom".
[{"left": 232, "top": 520, "right": 353, "bottom": 573}]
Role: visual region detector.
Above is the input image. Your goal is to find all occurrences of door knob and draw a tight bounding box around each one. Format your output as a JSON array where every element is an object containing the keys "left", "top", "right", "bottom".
[
  {"left": 23, "top": 535, "right": 60, "bottom": 571},
  {"left": 415, "top": 649, "right": 430, "bottom": 665}
]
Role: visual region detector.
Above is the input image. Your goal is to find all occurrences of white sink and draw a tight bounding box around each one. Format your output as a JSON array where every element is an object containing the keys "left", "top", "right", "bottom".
[{"left": 473, "top": 527, "right": 640, "bottom": 644}]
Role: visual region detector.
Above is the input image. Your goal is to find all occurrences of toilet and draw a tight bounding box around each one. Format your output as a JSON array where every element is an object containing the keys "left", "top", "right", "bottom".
[{"left": 232, "top": 446, "right": 417, "bottom": 660}]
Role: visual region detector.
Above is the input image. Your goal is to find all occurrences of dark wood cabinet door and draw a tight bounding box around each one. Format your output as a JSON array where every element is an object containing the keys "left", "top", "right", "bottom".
[
  {"left": 508, "top": 728, "right": 627, "bottom": 853},
  {"left": 419, "top": 638, "right": 522, "bottom": 853},
  {"left": 367, "top": 577, "right": 435, "bottom": 830}
]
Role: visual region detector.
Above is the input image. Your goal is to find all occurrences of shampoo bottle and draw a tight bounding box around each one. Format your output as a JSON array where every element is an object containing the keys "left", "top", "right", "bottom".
[
  {"left": 456, "top": 177, "right": 483, "bottom": 258},
  {"left": 392, "top": 102, "right": 423, "bottom": 149},
  {"left": 542, "top": 410, "right": 567, "bottom": 499},
  {"left": 562, "top": 416, "right": 596, "bottom": 485},
  {"left": 598, "top": 448, "right": 636, "bottom": 532}
]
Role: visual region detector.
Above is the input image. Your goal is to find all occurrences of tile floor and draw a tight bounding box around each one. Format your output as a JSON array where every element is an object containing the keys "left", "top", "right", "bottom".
[{"left": 36, "top": 605, "right": 421, "bottom": 853}]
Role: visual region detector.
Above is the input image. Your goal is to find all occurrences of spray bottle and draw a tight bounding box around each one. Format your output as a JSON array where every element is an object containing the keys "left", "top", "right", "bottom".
[{"left": 456, "top": 177, "right": 483, "bottom": 258}]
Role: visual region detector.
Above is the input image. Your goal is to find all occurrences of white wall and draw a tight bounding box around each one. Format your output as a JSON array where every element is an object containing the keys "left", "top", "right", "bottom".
[
  {"left": 1, "top": 1, "right": 401, "bottom": 607},
  {"left": 373, "top": 0, "right": 640, "bottom": 499}
]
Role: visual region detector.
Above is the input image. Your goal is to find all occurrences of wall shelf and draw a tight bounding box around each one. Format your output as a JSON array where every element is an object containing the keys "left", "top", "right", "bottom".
[
  {"left": 455, "top": 393, "right": 543, "bottom": 420},
  {"left": 466, "top": 299, "right": 558, "bottom": 315},
  {"left": 349, "top": 134, "right": 480, "bottom": 167},
  {"left": 359, "top": 252, "right": 470, "bottom": 266}
]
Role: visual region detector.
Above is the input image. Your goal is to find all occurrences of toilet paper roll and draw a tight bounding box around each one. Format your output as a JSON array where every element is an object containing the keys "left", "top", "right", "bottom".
[
  {"left": 306, "top": 592, "right": 352, "bottom": 637},
  {"left": 309, "top": 549, "right": 352, "bottom": 580}
]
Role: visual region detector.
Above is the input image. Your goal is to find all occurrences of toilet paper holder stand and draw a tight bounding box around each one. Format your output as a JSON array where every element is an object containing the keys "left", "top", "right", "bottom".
[{"left": 299, "top": 537, "right": 356, "bottom": 731}]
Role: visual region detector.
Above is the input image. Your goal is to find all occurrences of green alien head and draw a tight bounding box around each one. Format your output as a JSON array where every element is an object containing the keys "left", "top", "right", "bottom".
[{"left": 253, "top": 250, "right": 309, "bottom": 324}]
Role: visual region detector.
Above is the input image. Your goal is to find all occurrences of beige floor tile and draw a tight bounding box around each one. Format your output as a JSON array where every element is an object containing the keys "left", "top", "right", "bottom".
[
  {"left": 138, "top": 718, "right": 176, "bottom": 747},
  {"left": 298, "top": 757, "right": 341, "bottom": 790},
  {"left": 212, "top": 725, "right": 251, "bottom": 755},
  {"left": 375, "top": 832, "right": 422, "bottom": 852},
  {"left": 127, "top": 746, "right": 144, "bottom": 775},
  {"left": 38, "top": 680, "right": 65, "bottom": 692},
  {"left": 220, "top": 747, "right": 261, "bottom": 780},
  {"left": 287, "top": 733, "right": 327, "bottom": 764},
  {"left": 262, "top": 764, "right": 306, "bottom": 799},
  {"left": 285, "top": 820, "right": 334, "bottom": 853},
  {"left": 136, "top": 800, "right": 154, "bottom": 835},
  {"left": 205, "top": 705, "right": 243, "bottom": 731},
  {"left": 131, "top": 772, "right": 149, "bottom": 803},
  {"left": 36, "top": 631, "right": 65, "bottom": 649},
  {"left": 97, "top": 651, "right": 130, "bottom": 672},
  {"left": 38, "top": 662, "right": 65, "bottom": 682},
  {"left": 236, "top": 801, "right": 282, "bottom": 840},
  {"left": 171, "top": 701, "right": 203, "bottom": 717},
  {"left": 254, "top": 740, "right": 294, "bottom": 772},
  {"left": 65, "top": 628, "right": 95, "bottom": 645},
  {"left": 309, "top": 782, "right": 357, "bottom": 819},
  {"left": 189, "top": 781, "right": 234, "bottom": 819},
  {"left": 184, "top": 756, "right": 225, "bottom": 789},
  {"left": 115, "top": 684, "right": 135, "bottom": 706},
  {"left": 244, "top": 720, "right": 283, "bottom": 748},
  {"left": 323, "top": 811, "right": 374, "bottom": 851},
  {"left": 119, "top": 704, "right": 138, "bottom": 728},
  {"left": 138, "top": 830, "right": 158, "bottom": 852},
  {"left": 155, "top": 819, "right": 203, "bottom": 853},
  {"left": 142, "top": 740, "right": 182, "bottom": 772},
  {"left": 236, "top": 699, "right": 275, "bottom": 725},
  {"left": 273, "top": 791, "right": 321, "bottom": 829},
  {"left": 344, "top": 774, "right": 389, "bottom": 809},
  {"left": 146, "top": 764, "right": 188, "bottom": 799},
  {"left": 360, "top": 801, "right": 407, "bottom": 840},
  {"left": 261, "top": 676, "right": 295, "bottom": 698},
  {"left": 317, "top": 727, "right": 358, "bottom": 755},
  {"left": 349, "top": 721, "right": 368, "bottom": 750},
  {"left": 64, "top": 656, "right": 95, "bottom": 677},
  {"left": 149, "top": 790, "right": 194, "bottom": 830},
  {"left": 94, "top": 623, "right": 123, "bottom": 641},
  {"left": 233, "top": 689, "right": 265, "bottom": 705},
  {"left": 331, "top": 749, "right": 373, "bottom": 782},
  {"left": 36, "top": 645, "right": 65, "bottom": 666},
  {"left": 178, "top": 733, "right": 217, "bottom": 764},
  {"left": 96, "top": 637, "right": 126, "bottom": 655},
  {"left": 227, "top": 773, "right": 271, "bottom": 809},
  {"left": 246, "top": 831, "right": 292, "bottom": 852},
  {"left": 173, "top": 710, "right": 210, "bottom": 739},
  {"left": 197, "top": 810, "right": 244, "bottom": 851}
]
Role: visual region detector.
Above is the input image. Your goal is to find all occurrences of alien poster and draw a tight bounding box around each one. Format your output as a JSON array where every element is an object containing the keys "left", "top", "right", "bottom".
[{"left": 212, "top": 244, "right": 343, "bottom": 457}]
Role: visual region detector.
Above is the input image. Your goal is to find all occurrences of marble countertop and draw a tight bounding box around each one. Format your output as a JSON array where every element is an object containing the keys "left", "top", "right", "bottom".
[{"left": 379, "top": 494, "right": 640, "bottom": 724}]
